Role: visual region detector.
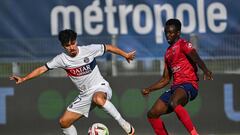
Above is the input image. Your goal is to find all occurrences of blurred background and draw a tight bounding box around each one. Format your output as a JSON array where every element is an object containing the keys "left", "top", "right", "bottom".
[{"left": 0, "top": 0, "right": 240, "bottom": 135}]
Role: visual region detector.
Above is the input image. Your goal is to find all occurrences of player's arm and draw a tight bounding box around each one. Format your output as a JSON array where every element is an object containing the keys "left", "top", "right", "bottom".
[
  {"left": 142, "top": 64, "right": 172, "bottom": 96},
  {"left": 105, "top": 44, "right": 136, "bottom": 63},
  {"left": 10, "top": 65, "right": 48, "bottom": 84},
  {"left": 187, "top": 50, "right": 213, "bottom": 80}
]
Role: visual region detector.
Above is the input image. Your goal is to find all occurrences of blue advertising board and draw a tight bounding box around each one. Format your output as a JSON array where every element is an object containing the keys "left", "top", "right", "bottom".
[{"left": 0, "top": 0, "right": 238, "bottom": 61}]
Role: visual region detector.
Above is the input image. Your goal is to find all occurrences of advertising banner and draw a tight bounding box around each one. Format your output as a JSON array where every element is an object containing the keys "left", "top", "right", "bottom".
[
  {"left": 0, "top": 75, "right": 240, "bottom": 134},
  {"left": 0, "top": 0, "right": 239, "bottom": 61}
]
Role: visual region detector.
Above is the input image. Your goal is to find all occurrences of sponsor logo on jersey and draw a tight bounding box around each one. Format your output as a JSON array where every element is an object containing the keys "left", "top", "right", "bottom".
[
  {"left": 172, "top": 66, "right": 181, "bottom": 73},
  {"left": 65, "top": 59, "right": 96, "bottom": 77}
]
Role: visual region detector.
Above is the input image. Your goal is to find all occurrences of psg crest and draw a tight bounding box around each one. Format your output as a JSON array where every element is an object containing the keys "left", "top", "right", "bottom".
[{"left": 84, "top": 57, "right": 90, "bottom": 63}]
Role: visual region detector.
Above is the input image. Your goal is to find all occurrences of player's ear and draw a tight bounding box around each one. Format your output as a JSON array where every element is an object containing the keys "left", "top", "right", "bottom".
[{"left": 177, "top": 31, "right": 180, "bottom": 36}]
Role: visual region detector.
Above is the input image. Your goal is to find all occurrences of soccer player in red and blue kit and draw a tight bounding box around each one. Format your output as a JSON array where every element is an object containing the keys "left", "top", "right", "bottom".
[{"left": 141, "top": 19, "right": 213, "bottom": 135}]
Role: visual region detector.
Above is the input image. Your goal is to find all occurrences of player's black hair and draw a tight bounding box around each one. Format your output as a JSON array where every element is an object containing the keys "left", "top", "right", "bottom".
[
  {"left": 58, "top": 29, "right": 77, "bottom": 46},
  {"left": 165, "top": 19, "right": 182, "bottom": 32}
]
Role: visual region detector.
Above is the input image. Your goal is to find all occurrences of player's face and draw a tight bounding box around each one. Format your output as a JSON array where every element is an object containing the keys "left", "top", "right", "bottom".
[
  {"left": 164, "top": 25, "right": 180, "bottom": 45},
  {"left": 63, "top": 40, "right": 79, "bottom": 57}
]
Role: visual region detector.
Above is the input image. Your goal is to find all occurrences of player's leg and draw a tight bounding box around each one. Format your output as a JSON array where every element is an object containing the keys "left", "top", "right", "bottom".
[
  {"left": 147, "top": 98, "right": 169, "bottom": 135},
  {"left": 60, "top": 94, "right": 92, "bottom": 135},
  {"left": 92, "top": 91, "right": 134, "bottom": 135},
  {"left": 59, "top": 110, "right": 82, "bottom": 135},
  {"left": 170, "top": 85, "right": 198, "bottom": 135}
]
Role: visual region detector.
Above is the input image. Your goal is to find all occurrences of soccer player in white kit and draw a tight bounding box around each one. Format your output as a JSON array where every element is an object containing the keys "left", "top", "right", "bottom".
[{"left": 10, "top": 29, "right": 135, "bottom": 135}]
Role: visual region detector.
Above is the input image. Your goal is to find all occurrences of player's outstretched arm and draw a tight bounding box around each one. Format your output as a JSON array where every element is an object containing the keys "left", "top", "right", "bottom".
[
  {"left": 105, "top": 44, "right": 136, "bottom": 63},
  {"left": 187, "top": 50, "right": 213, "bottom": 80},
  {"left": 142, "top": 64, "right": 171, "bottom": 96},
  {"left": 9, "top": 65, "right": 48, "bottom": 84}
]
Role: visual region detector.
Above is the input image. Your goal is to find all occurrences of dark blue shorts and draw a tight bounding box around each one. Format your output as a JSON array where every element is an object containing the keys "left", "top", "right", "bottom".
[{"left": 160, "top": 83, "right": 198, "bottom": 104}]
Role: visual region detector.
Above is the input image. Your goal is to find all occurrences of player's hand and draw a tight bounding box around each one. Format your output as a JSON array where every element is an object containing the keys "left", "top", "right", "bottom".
[
  {"left": 204, "top": 71, "right": 213, "bottom": 80},
  {"left": 141, "top": 88, "right": 150, "bottom": 96},
  {"left": 125, "top": 50, "right": 136, "bottom": 63},
  {"left": 9, "top": 75, "right": 25, "bottom": 84}
]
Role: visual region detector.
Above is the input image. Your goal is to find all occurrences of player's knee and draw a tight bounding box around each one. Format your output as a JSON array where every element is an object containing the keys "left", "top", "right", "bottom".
[
  {"left": 147, "top": 110, "right": 160, "bottom": 118},
  {"left": 59, "top": 118, "right": 71, "bottom": 128},
  {"left": 92, "top": 94, "right": 106, "bottom": 107}
]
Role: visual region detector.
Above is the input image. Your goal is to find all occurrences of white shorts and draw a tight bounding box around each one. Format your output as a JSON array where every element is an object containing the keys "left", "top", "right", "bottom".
[{"left": 67, "top": 82, "right": 112, "bottom": 117}]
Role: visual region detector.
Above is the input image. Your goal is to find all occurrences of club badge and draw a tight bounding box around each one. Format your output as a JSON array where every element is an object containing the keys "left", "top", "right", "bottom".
[{"left": 84, "top": 57, "right": 90, "bottom": 63}]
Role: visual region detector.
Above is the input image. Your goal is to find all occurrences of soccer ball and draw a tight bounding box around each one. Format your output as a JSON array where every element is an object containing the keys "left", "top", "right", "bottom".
[{"left": 88, "top": 123, "right": 109, "bottom": 135}]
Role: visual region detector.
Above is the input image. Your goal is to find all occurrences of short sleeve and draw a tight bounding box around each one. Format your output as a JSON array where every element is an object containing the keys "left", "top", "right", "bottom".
[
  {"left": 46, "top": 54, "right": 64, "bottom": 70},
  {"left": 87, "top": 44, "right": 105, "bottom": 57},
  {"left": 181, "top": 42, "right": 195, "bottom": 54}
]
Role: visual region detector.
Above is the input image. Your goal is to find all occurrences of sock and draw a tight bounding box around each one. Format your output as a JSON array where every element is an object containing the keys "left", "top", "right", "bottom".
[
  {"left": 62, "top": 125, "right": 77, "bottom": 135},
  {"left": 148, "top": 118, "right": 168, "bottom": 135},
  {"left": 103, "top": 100, "right": 131, "bottom": 133},
  {"left": 174, "top": 105, "right": 198, "bottom": 135}
]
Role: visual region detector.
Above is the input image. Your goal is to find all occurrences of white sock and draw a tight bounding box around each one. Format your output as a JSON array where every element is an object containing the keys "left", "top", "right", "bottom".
[
  {"left": 62, "top": 125, "right": 77, "bottom": 135},
  {"left": 103, "top": 100, "right": 131, "bottom": 133}
]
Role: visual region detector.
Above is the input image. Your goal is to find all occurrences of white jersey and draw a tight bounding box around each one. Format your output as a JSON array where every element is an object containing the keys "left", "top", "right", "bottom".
[{"left": 46, "top": 44, "right": 107, "bottom": 95}]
